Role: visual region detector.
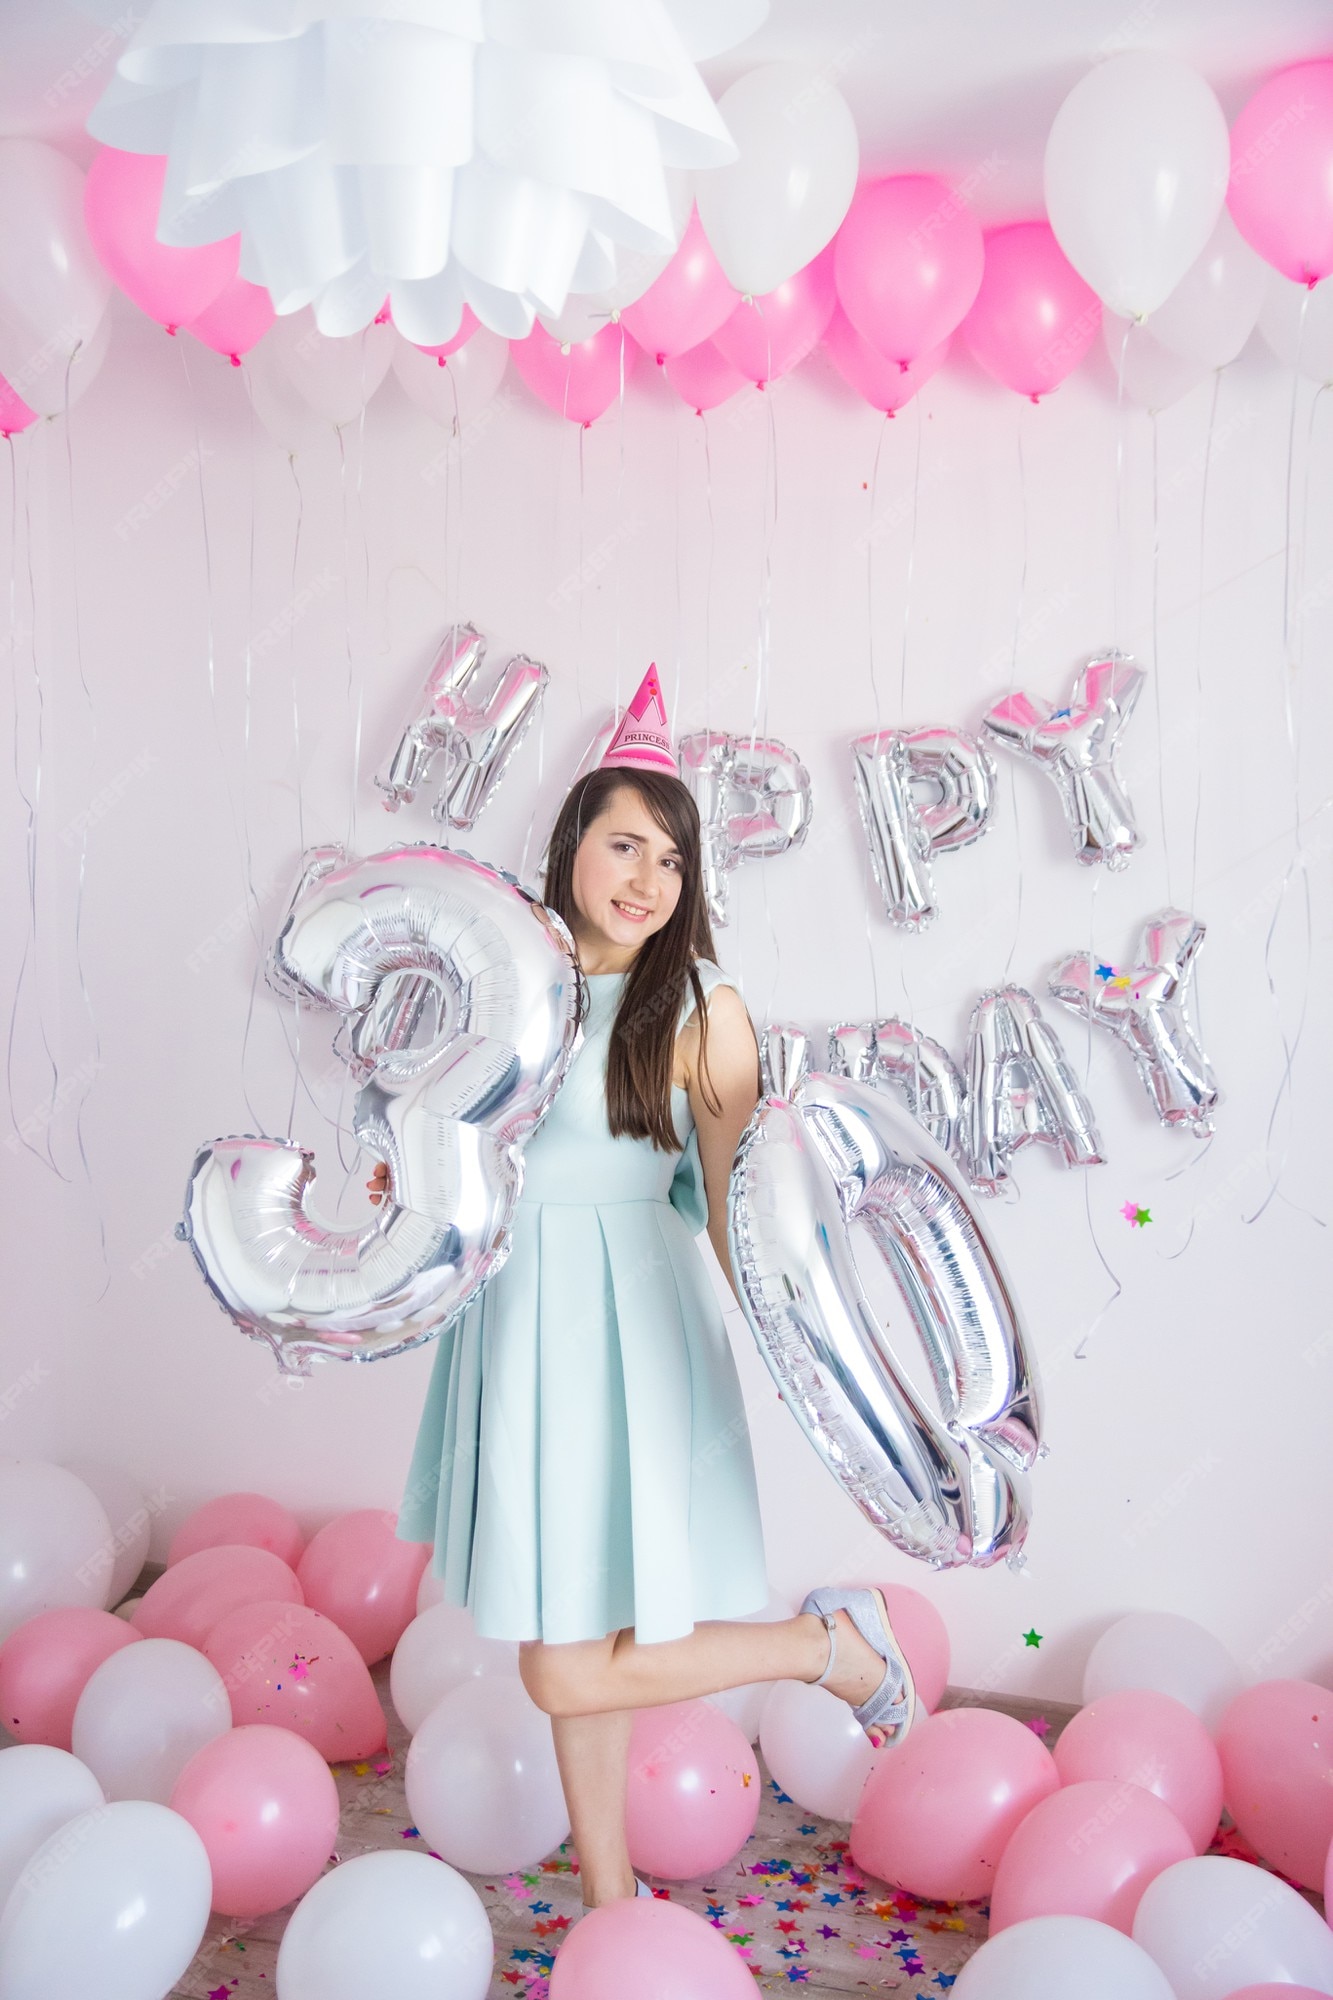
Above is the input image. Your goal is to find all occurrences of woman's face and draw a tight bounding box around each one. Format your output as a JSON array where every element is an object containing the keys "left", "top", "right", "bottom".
[{"left": 569, "top": 784, "right": 685, "bottom": 967}]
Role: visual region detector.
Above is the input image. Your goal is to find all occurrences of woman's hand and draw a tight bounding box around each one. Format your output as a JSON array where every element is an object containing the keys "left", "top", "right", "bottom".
[{"left": 366, "top": 1161, "right": 391, "bottom": 1207}]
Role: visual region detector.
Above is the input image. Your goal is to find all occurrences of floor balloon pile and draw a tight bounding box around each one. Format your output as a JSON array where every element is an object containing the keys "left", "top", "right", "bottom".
[{"left": 0, "top": 1459, "right": 1331, "bottom": 1995}]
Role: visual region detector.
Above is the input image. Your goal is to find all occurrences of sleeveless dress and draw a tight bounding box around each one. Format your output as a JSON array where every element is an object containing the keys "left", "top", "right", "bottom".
[{"left": 393, "top": 958, "right": 771, "bottom": 1645}]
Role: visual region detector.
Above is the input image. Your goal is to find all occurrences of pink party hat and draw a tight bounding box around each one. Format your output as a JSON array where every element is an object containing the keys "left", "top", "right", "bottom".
[{"left": 598, "top": 662, "right": 678, "bottom": 774}]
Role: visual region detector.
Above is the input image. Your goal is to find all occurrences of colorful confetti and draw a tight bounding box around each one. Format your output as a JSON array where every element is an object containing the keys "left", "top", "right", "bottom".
[
  {"left": 1121, "top": 1202, "right": 1152, "bottom": 1226},
  {"left": 1022, "top": 1628, "right": 1043, "bottom": 1648}
]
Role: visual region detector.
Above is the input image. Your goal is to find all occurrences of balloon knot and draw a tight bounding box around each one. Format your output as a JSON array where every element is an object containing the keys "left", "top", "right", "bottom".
[
  {"left": 897, "top": 357, "right": 909, "bottom": 373},
  {"left": 1029, "top": 391, "right": 1041, "bottom": 405},
  {"left": 165, "top": 324, "right": 179, "bottom": 337},
  {"left": 581, "top": 419, "right": 592, "bottom": 429},
  {"left": 655, "top": 353, "right": 665, "bottom": 366},
  {"left": 436, "top": 355, "right": 447, "bottom": 367},
  {"left": 609, "top": 308, "right": 621, "bottom": 322},
  {"left": 229, "top": 353, "right": 241, "bottom": 367}
]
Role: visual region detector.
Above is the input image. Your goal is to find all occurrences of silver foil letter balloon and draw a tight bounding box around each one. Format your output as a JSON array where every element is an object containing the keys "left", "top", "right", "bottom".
[
  {"left": 677, "top": 730, "right": 812, "bottom": 927},
  {"left": 1048, "top": 908, "right": 1219, "bottom": 1135},
  {"left": 851, "top": 726, "right": 997, "bottom": 928},
  {"left": 964, "top": 985, "right": 1104, "bottom": 1197},
  {"left": 377, "top": 623, "right": 548, "bottom": 828},
  {"left": 827, "top": 1017, "right": 966, "bottom": 1159},
  {"left": 729, "top": 1055, "right": 1041, "bottom": 1568},
  {"left": 180, "top": 845, "right": 582, "bottom": 1374},
  {"left": 982, "top": 653, "right": 1145, "bottom": 869}
]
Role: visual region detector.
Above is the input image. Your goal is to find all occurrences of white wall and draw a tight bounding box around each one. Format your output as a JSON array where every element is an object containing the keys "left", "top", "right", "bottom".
[{"left": 4, "top": 292, "right": 1330, "bottom": 1704}]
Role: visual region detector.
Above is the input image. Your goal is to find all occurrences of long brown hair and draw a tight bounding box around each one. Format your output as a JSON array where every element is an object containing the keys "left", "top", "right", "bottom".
[{"left": 542, "top": 767, "right": 726, "bottom": 1151}]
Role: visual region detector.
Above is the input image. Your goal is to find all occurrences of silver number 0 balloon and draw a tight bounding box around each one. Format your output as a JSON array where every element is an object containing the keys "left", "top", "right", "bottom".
[
  {"left": 728, "top": 1036, "right": 1041, "bottom": 1569},
  {"left": 179, "top": 844, "right": 582, "bottom": 1375}
]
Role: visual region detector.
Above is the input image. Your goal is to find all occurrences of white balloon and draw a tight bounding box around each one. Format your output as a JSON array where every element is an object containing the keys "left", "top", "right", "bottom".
[
  {"left": 0, "top": 1460, "right": 114, "bottom": 1641},
  {"left": 954, "top": 1914, "right": 1176, "bottom": 1999},
  {"left": 1132, "top": 1854, "right": 1333, "bottom": 2000},
  {"left": 0, "top": 1744, "right": 105, "bottom": 1913},
  {"left": 0, "top": 1798, "right": 211, "bottom": 2000},
  {"left": 389, "top": 1602, "right": 518, "bottom": 1738},
  {"left": 757, "top": 1679, "right": 876, "bottom": 1821},
  {"left": 704, "top": 1592, "right": 796, "bottom": 1742},
  {"left": 58, "top": 1460, "right": 152, "bottom": 1611},
  {"left": 1260, "top": 269, "right": 1333, "bottom": 384},
  {"left": 1082, "top": 1613, "right": 1245, "bottom": 1733},
  {"left": 697, "top": 62, "right": 859, "bottom": 296},
  {"left": 275, "top": 1850, "right": 493, "bottom": 2000},
  {"left": 71, "top": 1637, "right": 231, "bottom": 1804},
  {"left": 415, "top": 1566, "right": 443, "bottom": 1615},
  {"left": 1045, "top": 55, "right": 1230, "bottom": 320},
  {"left": 404, "top": 1675, "right": 569, "bottom": 1875},
  {"left": 268, "top": 308, "right": 395, "bottom": 426},
  {"left": 390, "top": 328, "right": 511, "bottom": 431},
  {"left": 1102, "top": 313, "right": 1209, "bottom": 410},
  {"left": 0, "top": 141, "right": 110, "bottom": 415},
  {"left": 1146, "top": 209, "right": 1268, "bottom": 370}
]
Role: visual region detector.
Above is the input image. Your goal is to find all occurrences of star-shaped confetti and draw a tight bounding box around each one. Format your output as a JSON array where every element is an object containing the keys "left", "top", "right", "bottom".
[
  {"left": 1121, "top": 1202, "right": 1152, "bottom": 1226},
  {"left": 1026, "top": 1714, "right": 1050, "bottom": 1736},
  {"left": 1023, "top": 1628, "right": 1043, "bottom": 1648},
  {"left": 1095, "top": 962, "right": 1115, "bottom": 980}
]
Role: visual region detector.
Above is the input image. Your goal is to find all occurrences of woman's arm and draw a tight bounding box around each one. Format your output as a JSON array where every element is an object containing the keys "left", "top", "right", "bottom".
[{"left": 685, "top": 984, "right": 763, "bottom": 1307}]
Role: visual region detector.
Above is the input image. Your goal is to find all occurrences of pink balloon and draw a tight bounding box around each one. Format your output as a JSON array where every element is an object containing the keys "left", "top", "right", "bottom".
[
  {"left": 296, "top": 1510, "right": 428, "bottom": 1667},
  {"left": 834, "top": 175, "right": 985, "bottom": 366},
  {"left": 84, "top": 147, "right": 237, "bottom": 331},
  {"left": 131, "top": 1544, "right": 303, "bottom": 1650},
  {"left": 620, "top": 209, "right": 738, "bottom": 363},
  {"left": 712, "top": 246, "right": 837, "bottom": 384},
  {"left": 202, "top": 1597, "right": 387, "bottom": 1760},
  {"left": 625, "top": 1700, "right": 760, "bottom": 1881},
  {"left": 1217, "top": 1679, "right": 1333, "bottom": 1889},
  {"left": 823, "top": 307, "right": 949, "bottom": 413},
  {"left": 416, "top": 306, "right": 479, "bottom": 359},
  {"left": 168, "top": 1492, "right": 305, "bottom": 1571},
  {"left": 1054, "top": 1689, "right": 1223, "bottom": 1854},
  {"left": 989, "top": 1779, "right": 1193, "bottom": 1934},
  {"left": 848, "top": 1581, "right": 951, "bottom": 1714},
  {"left": 851, "top": 1706, "right": 1059, "bottom": 1902},
  {"left": 1228, "top": 1989, "right": 1331, "bottom": 1999},
  {"left": 549, "top": 1892, "right": 756, "bottom": 1998},
  {"left": 0, "top": 1606, "right": 141, "bottom": 1749},
  {"left": 662, "top": 338, "right": 747, "bottom": 412},
  {"left": 0, "top": 372, "right": 37, "bottom": 437},
  {"left": 170, "top": 1722, "right": 340, "bottom": 1918},
  {"left": 961, "top": 220, "right": 1102, "bottom": 400},
  {"left": 184, "top": 274, "right": 274, "bottom": 364},
  {"left": 509, "top": 321, "right": 639, "bottom": 425},
  {"left": 1228, "top": 61, "right": 1333, "bottom": 284}
]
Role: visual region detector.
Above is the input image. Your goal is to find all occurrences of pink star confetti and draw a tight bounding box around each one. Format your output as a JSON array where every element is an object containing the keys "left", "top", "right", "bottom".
[{"left": 1026, "top": 1714, "right": 1050, "bottom": 1736}]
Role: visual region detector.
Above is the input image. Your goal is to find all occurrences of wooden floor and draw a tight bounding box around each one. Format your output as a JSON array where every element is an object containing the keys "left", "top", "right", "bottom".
[{"left": 165, "top": 1667, "right": 1076, "bottom": 1998}]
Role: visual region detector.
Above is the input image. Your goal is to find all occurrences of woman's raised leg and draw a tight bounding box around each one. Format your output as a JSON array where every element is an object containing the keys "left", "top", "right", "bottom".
[{"left": 520, "top": 1609, "right": 897, "bottom": 1746}]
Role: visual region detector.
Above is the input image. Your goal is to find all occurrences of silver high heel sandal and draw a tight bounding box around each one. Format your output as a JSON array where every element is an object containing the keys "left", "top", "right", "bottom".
[{"left": 801, "top": 1585, "right": 918, "bottom": 1746}]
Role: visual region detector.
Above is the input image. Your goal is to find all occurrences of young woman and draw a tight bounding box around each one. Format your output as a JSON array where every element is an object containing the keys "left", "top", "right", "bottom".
[{"left": 387, "top": 667, "right": 915, "bottom": 1914}]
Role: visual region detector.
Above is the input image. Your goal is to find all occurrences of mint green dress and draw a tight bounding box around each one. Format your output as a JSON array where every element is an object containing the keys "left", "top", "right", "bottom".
[{"left": 393, "top": 959, "right": 770, "bottom": 1644}]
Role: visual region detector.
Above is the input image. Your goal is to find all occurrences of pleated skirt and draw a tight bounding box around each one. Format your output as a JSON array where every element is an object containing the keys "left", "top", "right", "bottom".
[{"left": 393, "top": 1195, "right": 771, "bottom": 1644}]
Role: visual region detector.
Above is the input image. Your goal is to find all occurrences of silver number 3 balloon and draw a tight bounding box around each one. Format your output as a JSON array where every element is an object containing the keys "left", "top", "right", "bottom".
[
  {"left": 728, "top": 1032, "right": 1041, "bottom": 1569},
  {"left": 179, "top": 844, "right": 581, "bottom": 1375}
]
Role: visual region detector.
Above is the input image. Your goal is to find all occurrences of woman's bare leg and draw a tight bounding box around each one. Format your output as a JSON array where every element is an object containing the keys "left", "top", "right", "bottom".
[
  {"left": 549, "top": 1708, "right": 637, "bottom": 1909},
  {"left": 521, "top": 1609, "right": 898, "bottom": 1747}
]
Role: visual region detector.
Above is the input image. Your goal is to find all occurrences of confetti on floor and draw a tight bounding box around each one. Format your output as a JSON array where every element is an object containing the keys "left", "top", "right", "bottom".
[{"left": 155, "top": 1667, "right": 1304, "bottom": 1998}]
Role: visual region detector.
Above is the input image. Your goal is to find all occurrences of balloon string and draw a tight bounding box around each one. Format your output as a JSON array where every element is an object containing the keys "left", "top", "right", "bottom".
[
  {"left": 285, "top": 449, "right": 307, "bottom": 1144},
  {"left": 1074, "top": 870, "right": 1121, "bottom": 1358},
  {"left": 701, "top": 410, "right": 715, "bottom": 742},
  {"left": 1112, "top": 318, "right": 1131, "bottom": 653},
  {"left": 5, "top": 433, "right": 63, "bottom": 1175},
  {"left": 437, "top": 365, "right": 463, "bottom": 854},
  {"left": 1245, "top": 295, "right": 1325, "bottom": 1230},
  {"left": 1187, "top": 368, "right": 1222, "bottom": 913},
  {"left": 1240, "top": 316, "right": 1320, "bottom": 1232},
  {"left": 896, "top": 395, "right": 924, "bottom": 1037},
  {"left": 863, "top": 410, "right": 889, "bottom": 1022},
  {"left": 1149, "top": 410, "right": 1172, "bottom": 905},
  {"left": 575, "top": 420, "right": 586, "bottom": 723},
  {"left": 670, "top": 399, "right": 682, "bottom": 733},
  {"left": 62, "top": 344, "right": 110, "bottom": 1296},
  {"left": 614, "top": 323, "right": 626, "bottom": 719},
  {"left": 753, "top": 370, "right": 780, "bottom": 1024},
  {"left": 234, "top": 377, "right": 266, "bottom": 1138},
  {"left": 1003, "top": 395, "right": 1031, "bottom": 980}
]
